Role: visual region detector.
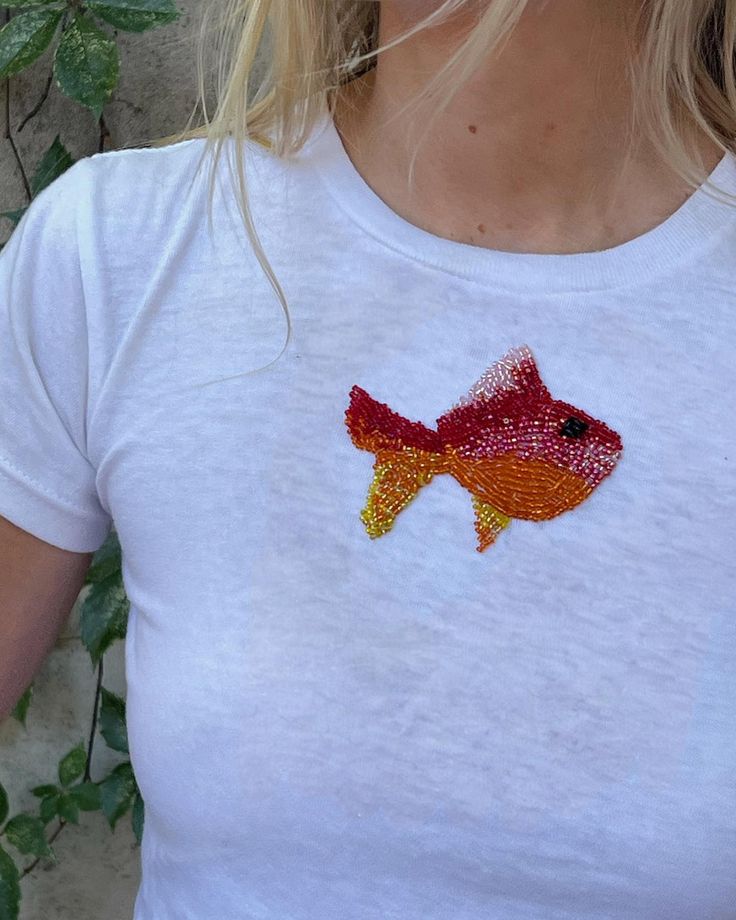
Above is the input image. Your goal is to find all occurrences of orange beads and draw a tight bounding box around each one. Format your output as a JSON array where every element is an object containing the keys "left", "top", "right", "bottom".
[{"left": 344, "top": 344, "right": 623, "bottom": 553}]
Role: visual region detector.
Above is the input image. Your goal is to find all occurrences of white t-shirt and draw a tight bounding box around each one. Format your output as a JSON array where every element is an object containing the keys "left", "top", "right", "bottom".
[{"left": 1, "top": 105, "right": 735, "bottom": 919}]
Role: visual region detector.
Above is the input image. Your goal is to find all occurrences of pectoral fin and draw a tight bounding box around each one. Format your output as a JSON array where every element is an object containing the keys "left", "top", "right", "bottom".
[{"left": 471, "top": 495, "right": 511, "bottom": 553}]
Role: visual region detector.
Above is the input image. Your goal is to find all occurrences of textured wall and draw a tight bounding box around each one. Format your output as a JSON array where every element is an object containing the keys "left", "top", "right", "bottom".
[
  {"left": 0, "top": 2, "right": 220, "bottom": 916},
  {"left": 1, "top": 0, "right": 206, "bottom": 245}
]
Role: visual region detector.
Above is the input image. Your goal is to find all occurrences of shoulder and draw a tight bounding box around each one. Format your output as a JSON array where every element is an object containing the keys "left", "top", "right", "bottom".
[
  {"left": 6, "top": 138, "right": 218, "bottom": 254},
  {"left": 85, "top": 135, "right": 218, "bottom": 187},
  {"left": 83, "top": 133, "right": 285, "bottom": 197},
  {"left": 75, "top": 134, "right": 289, "bottom": 242},
  {"left": 7, "top": 130, "right": 300, "bottom": 286},
  {"left": 82, "top": 136, "right": 218, "bottom": 219}
]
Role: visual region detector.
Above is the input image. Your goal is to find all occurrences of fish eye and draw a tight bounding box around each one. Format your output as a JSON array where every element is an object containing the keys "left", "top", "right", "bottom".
[{"left": 559, "top": 415, "right": 588, "bottom": 439}]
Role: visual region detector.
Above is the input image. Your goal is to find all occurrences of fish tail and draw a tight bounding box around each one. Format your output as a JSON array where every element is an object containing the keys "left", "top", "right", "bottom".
[
  {"left": 360, "top": 448, "right": 443, "bottom": 538},
  {"left": 345, "top": 386, "right": 445, "bottom": 537}
]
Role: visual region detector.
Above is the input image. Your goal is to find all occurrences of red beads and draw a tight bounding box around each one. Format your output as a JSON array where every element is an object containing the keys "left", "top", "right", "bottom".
[{"left": 344, "top": 345, "right": 623, "bottom": 552}]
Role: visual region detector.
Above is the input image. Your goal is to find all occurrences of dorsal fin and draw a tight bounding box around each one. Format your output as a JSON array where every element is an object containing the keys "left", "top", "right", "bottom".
[{"left": 451, "top": 344, "right": 550, "bottom": 412}]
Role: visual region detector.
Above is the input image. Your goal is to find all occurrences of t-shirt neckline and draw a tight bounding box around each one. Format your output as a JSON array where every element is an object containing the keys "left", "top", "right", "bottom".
[{"left": 295, "top": 106, "right": 736, "bottom": 294}]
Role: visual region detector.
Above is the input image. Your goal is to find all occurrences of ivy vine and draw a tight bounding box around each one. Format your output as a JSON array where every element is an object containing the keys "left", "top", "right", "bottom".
[{"left": 0, "top": 2, "right": 180, "bottom": 917}]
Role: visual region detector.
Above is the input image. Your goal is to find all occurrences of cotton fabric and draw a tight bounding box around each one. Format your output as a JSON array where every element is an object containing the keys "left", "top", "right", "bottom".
[{"left": 1, "top": 107, "right": 735, "bottom": 919}]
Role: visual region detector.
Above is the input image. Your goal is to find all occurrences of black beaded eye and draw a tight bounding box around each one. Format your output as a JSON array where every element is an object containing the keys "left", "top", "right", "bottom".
[{"left": 559, "top": 415, "right": 588, "bottom": 438}]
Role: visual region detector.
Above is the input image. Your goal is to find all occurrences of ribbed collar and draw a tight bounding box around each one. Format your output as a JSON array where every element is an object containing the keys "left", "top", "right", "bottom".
[{"left": 294, "top": 106, "right": 736, "bottom": 294}]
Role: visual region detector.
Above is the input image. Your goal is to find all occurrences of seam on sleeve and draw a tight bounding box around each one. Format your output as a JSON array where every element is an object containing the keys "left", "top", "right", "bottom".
[{"left": 0, "top": 451, "right": 100, "bottom": 518}]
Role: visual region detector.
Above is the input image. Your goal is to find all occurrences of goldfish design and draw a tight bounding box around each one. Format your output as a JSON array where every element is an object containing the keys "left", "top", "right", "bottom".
[{"left": 344, "top": 344, "right": 623, "bottom": 552}]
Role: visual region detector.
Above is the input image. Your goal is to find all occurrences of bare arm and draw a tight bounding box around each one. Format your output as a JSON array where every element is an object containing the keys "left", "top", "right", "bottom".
[{"left": 0, "top": 515, "right": 93, "bottom": 722}]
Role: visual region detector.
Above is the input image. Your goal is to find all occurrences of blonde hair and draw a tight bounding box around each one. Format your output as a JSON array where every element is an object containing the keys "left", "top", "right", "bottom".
[{"left": 154, "top": 0, "right": 736, "bottom": 386}]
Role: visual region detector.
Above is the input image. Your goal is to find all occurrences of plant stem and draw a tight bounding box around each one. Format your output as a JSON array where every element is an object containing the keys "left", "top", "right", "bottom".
[
  {"left": 16, "top": 70, "right": 54, "bottom": 133},
  {"left": 2, "top": 9, "right": 31, "bottom": 201},
  {"left": 84, "top": 657, "right": 104, "bottom": 784}
]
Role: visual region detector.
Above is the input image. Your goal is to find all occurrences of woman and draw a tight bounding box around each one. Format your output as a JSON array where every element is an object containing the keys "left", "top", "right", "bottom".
[{"left": 1, "top": 1, "right": 735, "bottom": 917}]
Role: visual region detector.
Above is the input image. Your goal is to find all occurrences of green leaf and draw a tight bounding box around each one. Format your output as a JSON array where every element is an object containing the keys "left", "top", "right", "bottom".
[
  {"left": 86, "top": 0, "right": 179, "bottom": 33},
  {"left": 53, "top": 12, "right": 119, "bottom": 118},
  {"left": 30, "top": 135, "right": 74, "bottom": 197},
  {"left": 0, "top": 786, "right": 7, "bottom": 827},
  {"left": 0, "top": 208, "right": 26, "bottom": 226},
  {"left": 29, "top": 784, "right": 58, "bottom": 799},
  {"left": 55, "top": 794, "right": 79, "bottom": 825},
  {"left": 1, "top": 2, "right": 64, "bottom": 7},
  {"left": 85, "top": 0, "right": 177, "bottom": 12},
  {"left": 84, "top": 529, "right": 122, "bottom": 586},
  {"left": 3, "top": 814, "right": 52, "bottom": 858},
  {"left": 38, "top": 794, "right": 59, "bottom": 825},
  {"left": 98, "top": 687, "right": 129, "bottom": 754},
  {"left": 98, "top": 762, "right": 137, "bottom": 831},
  {"left": 0, "top": 845, "right": 20, "bottom": 920},
  {"left": 0, "top": 8, "right": 62, "bottom": 80},
  {"left": 68, "top": 781, "right": 101, "bottom": 812},
  {"left": 79, "top": 568, "right": 129, "bottom": 665},
  {"left": 8, "top": 683, "right": 32, "bottom": 726},
  {"left": 131, "top": 792, "right": 144, "bottom": 845},
  {"left": 58, "top": 741, "right": 87, "bottom": 787}
]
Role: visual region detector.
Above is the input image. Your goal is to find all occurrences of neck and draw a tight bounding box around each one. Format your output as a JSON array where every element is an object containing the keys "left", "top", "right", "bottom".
[{"left": 332, "top": 0, "right": 723, "bottom": 255}]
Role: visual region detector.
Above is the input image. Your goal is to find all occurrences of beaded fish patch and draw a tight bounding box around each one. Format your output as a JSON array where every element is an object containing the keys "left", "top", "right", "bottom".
[{"left": 344, "top": 344, "right": 623, "bottom": 552}]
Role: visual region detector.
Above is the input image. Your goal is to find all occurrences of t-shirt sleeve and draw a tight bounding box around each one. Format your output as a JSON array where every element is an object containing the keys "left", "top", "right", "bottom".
[{"left": 0, "top": 158, "right": 113, "bottom": 553}]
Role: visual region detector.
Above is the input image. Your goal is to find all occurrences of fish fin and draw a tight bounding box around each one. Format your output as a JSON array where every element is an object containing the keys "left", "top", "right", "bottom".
[
  {"left": 360, "top": 448, "right": 438, "bottom": 538},
  {"left": 346, "top": 385, "right": 442, "bottom": 455},
  {"left": 449, "top": 344, "right": 550, "bottom": 414},
  {"left": 471, "top": 494, "right": 511, "bottom": 553}
]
